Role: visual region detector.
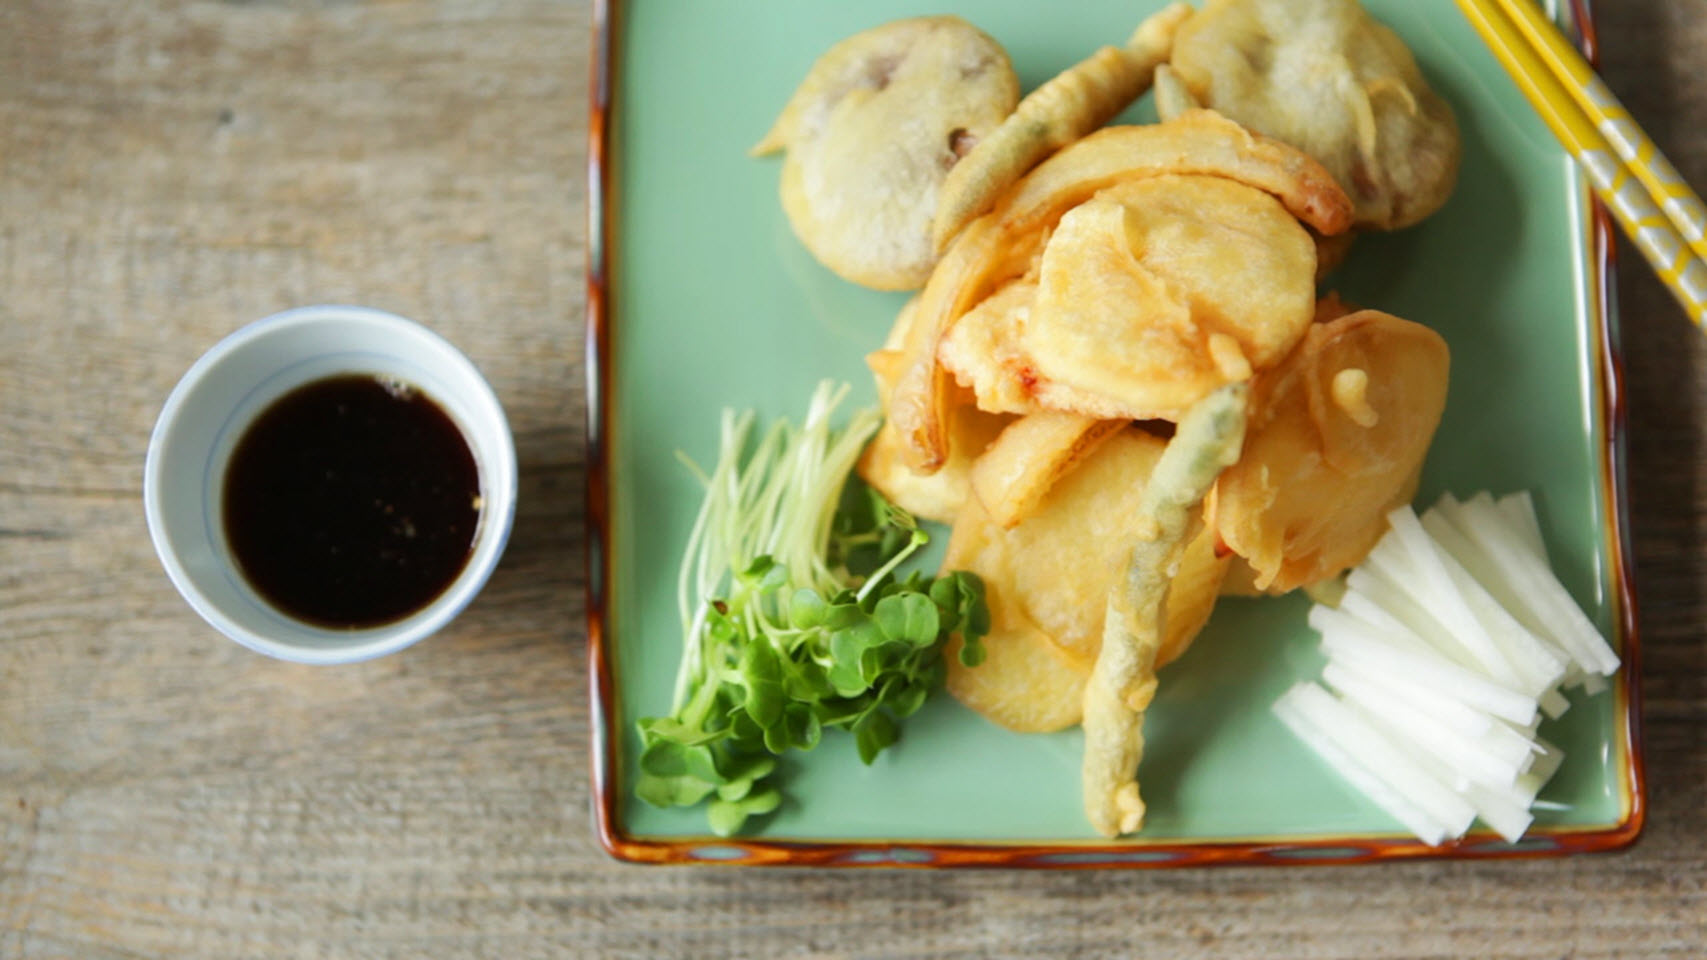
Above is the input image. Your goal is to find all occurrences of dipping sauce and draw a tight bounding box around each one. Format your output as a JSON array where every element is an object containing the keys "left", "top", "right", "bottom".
[{"left": 222, "top": 374, "right": 481, "bottom": 628}]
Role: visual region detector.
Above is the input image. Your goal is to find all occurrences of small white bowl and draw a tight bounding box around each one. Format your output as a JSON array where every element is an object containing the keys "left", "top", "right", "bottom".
[{"left": 144, "top": 305, "right": 517, "bottom": 664}]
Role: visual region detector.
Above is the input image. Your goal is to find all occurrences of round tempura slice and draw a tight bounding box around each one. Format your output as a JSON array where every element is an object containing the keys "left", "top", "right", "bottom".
[
  {"left": 945, "top": 428, "right": 1230, "bottom": 733},
  {"left": 753, "top": 17, "right": 1019, "bottom": 291},
  {"left": 888, "top": 110, "right": 1354, "bottom": 474},
  {"left": 1167, "top": 0, "right": 1462, "bottom": 231},
  {"left": 997, "top": 429, "right": 1228, "bottom": 669},
  {"left": 943, "top": 493, "right": 1090, "bottom": 734},
  {"left": 1211, "top": 309, "right": 1451, "bottom": 593},
  {"left": 1021, "top": 174, "right": 1317, "bottom": 421}
]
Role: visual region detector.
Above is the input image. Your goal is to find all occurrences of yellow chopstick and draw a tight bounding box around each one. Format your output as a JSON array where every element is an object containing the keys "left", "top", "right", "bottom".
[
  {"left": 1492, "top": 0, "right": 1707, "bottom": 265},
  {"left": 1457, "top": 0, "right": 1707, "bottom": 328}
]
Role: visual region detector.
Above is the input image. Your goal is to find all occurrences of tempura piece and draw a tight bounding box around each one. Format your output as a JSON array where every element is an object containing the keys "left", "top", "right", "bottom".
[
  {"left": 754, "top": 17, "right": 1020, "bottom": 290},
  {"left": 1166, "top": 0, "right": 1462, "bottom": 231},
  {"left": 946, "top": 428, "right": 1231, "bottom": 732},
  {"left": 1151, "top": 63, "right": 1201, "bottom": 119},
  {"left": 1211, "top": 310, "right": 1450, "bottom": 593},
  {"left": 944, "top": 175, "right": 1318, "bottom": 422},
  {"left": 936, "top": 279, "right": 1044, "bottom": 417},
  {"left": 943, "top": 495, "right": 1090, "bottom": 734},
  {"left": 892, "top": 110, "right": 1354, "bottom": 473},
  {"left": 992, "top": 431, "right": 1229, "bottom": 668},
  {"left": 930, "top": 3, "right": 1194, "bottom": 252},
  {"left": 969, "top": 410, "right": 1125, "bottom": 529},
  {"left": 1022, "top": 175, "right": 1317, "bottom": 420},
  {"left": 859, "top": 299, "right": 1011, "bottom": 523},
  {"left": 1082, "top": 385, "right": 1247, "bottom": 837}
]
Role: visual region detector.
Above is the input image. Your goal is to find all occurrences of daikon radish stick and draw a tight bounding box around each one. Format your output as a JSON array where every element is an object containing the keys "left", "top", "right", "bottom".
[
  {"left": 1463, "top": 781, "right": 1536, "bottom": 843},
  {"left": 1346, "top": 562, "right": 1492, "bottom": 676},
  {"left": 1313, "top": 609, "right": 1537, "bottom": 724},
  {"left": 1514, "top": 739, "right": 1565, "bottom": 808},
  {"left": 1322, "top": 658, "right": 1495, "bottom": 738},
  {"left": 1456, "top": 497, "right": 1620, "bottom": 675},
  {"left": 1328, "top": 666, "right": 1526, "bottom": 791},
  {"left": 1539, "top": 687, "right": 1571, "bottom": 719},
  {"left": 1384, "top": 506, "right": 1522, "bottom": 685},
  {"left": 1283, "top": 683, "right": 1477, "bottom": 838},
  {"left": 1420, "top": 507, "right": 1573, "bottom": 690},
  {"left": 1429, "top": 533, "right": 1568, "bottom": 695},
  {"left": 1495, "top": 490, "right": 1549, "bottom": 561},
  {"left": 1274, "top": 689, "right": 1449, "bottom": 846},
  {"left": 1308, "top": 601, "right": 1432, "bottom": 660}
]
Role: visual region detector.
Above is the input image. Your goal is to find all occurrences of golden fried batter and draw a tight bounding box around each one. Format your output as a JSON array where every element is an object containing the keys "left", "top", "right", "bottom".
[
  {"left": 755, "top": 17, "right": 1019, "bottom": 290},
  {"left": 1211, "top": 310, "right": 1451, "bottom": 592},
  {"left": 1167, "top": 0, "right": 1462, "bottom": 230}
]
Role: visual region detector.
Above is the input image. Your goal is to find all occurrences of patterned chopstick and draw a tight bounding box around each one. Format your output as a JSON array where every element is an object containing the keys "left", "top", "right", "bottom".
[{"left": 1457, "top": 0, "right": 1707, "bottom": 328}]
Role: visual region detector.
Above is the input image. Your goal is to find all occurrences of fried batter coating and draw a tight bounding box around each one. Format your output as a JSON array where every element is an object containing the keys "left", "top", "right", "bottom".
[
  {"left": 1166, "top": 0, "right": 1462, "bottom": 231},
  {"left": 1082, "top": 385, "right": 1246, "bottom": 837},
  {"left": 859, "top": 298, "right": 1012, "bottom": 524},
  {"left": 945, "top": 428, "right": 1230, "bottom": 733},
  {"left": 754, "top": 17, "right": 1020, "bottom": 290},
  {"left": 930, "top": 3, "right": 1194, "bottom": 253},
  {"left": 1023, "top": 175, "right": 1316, "bottom": 420},
  {"left": 891, "top": 110, "right": 1353, "bottom": 473},
  {"left": 1210, "top": 310, "right": 1451, "bottom": 593}
]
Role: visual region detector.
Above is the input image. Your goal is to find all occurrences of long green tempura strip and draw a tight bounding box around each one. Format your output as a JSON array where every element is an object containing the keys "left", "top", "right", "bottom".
[
  {"left": 929, "top": 2, "right": 1193, "bottom": 254},
  {"left": 1081, "top": 383, "right": 1249, "bottom": 838}
]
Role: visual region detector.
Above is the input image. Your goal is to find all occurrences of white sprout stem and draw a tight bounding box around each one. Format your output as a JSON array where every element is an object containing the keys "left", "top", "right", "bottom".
[{"left": 667, "top": 382, "right": 881, "bottom": 713}]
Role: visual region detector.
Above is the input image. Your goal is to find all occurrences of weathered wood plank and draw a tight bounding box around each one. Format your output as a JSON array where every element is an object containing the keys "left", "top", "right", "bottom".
[{"left": 0, "top": 1, "right": 1702, "bottom": 958}]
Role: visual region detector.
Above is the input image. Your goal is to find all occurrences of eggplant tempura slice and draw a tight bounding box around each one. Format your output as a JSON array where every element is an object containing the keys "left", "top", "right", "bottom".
[
  {"left": 1164, "top": 0, "right": 1462, "bottom": 231},
  {"left": 754, "top": 17, "right": 1020, "bottom": 291}
]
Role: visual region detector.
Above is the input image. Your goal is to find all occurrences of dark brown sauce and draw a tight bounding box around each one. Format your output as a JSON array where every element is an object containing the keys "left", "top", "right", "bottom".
[{"left": 222, "top": 374, "right": 480, "bottom": 629}]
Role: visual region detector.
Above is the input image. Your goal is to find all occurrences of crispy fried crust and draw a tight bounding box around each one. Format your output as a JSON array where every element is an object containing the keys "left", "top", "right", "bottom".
[
  {"left": 889, "top": 111, "right": 1353, "bottom": 473},
  {"left": 756, "top": 16, "right": 1020, "bottom": 290}
]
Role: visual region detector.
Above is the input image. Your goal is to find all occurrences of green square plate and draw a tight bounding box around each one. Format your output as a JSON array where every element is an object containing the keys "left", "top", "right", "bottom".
[{"left": 587, "top": 0, "right": 1644, "bottom": 867}]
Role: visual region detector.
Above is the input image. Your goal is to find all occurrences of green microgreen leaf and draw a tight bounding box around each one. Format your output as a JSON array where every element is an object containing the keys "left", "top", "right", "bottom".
[
  {"left": 888, "top": 681, "right": 929, "bottom": 719},
  {"left": 642, "top": 387, "right": 995, "bottom": 836},
  {"left": 739, "top": 640, "right": 785, "bottom": 729},
  {"left": 707, "top": 786, "right": 782, "bottom": 837},
  {"left": 788, "top": 588, "right": 828, "bottom": 629},
  {"left": 637, "top": 716, "right": 724, "bottom": 748},
  {"left": 784, "top": 702, "right": 822, "bottom": 751},
  {"left": 874, "top": 592, "right": 940, "bottom": 646},
  {"left": 636, "top": 772, "right": 716, "bottom": 808},
  {"left": 853, "top": 711, "right": 899, "bottom": 765}
]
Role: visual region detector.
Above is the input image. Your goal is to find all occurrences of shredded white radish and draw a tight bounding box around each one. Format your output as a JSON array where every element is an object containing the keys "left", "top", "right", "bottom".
[
  {"left": 1385, "top": 507, "right": 1519, "bottom": 683},
  {"left": 1274, "top": 689, "right": 1450, "bottom": 845},
  {"left": 1495, "top": 491, "right": 1549, "bottom": 561},
  {"left": 1279, "top": 683, "right": 1474, "bottom": 840},
  {"left": 1313, "top": 609, "right": 1537, "bottom": 724},
  {"left": 1444, "top": 497, "right": 1620, "bottom": 676},
  {"left": 1321, "top": 659, "right": 1495, "bottom": 739},
  {"left": 1273, "top": 492, "right": 1620, "bottom": 847},
  {"left": 1420, "top": 508, "right": 1573, "bottom": 691},
  {"left": 1328, "top": 666, "right": 1525, "bottom": 792}
]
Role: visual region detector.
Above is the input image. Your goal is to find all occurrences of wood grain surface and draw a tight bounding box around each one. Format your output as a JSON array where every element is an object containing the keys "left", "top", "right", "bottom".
[{"left": 1, "top": 1, "right": 1702, "bottom": 957}]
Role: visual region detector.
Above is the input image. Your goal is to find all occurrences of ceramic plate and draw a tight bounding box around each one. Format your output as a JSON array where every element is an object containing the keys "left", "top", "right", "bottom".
[{"left": 586, "top": 0, "right": 1643, "bottom": 867}]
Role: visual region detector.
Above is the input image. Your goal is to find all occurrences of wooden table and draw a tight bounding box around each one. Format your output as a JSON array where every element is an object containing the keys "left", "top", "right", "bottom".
[{"left": 2, "top": 2, "right": 1702, "bottom": 957}]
